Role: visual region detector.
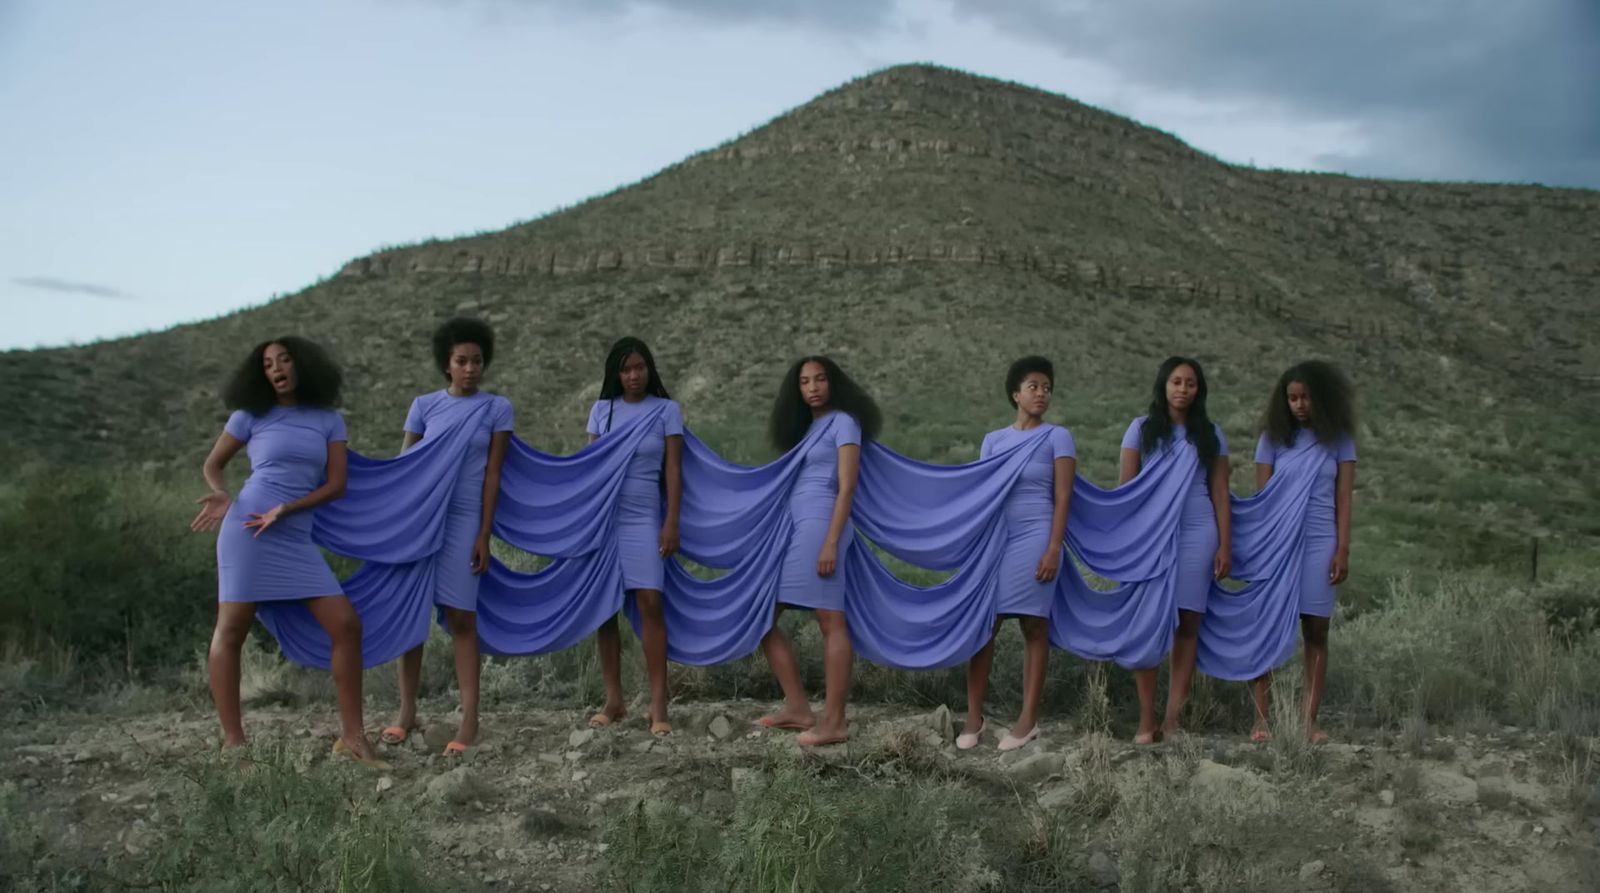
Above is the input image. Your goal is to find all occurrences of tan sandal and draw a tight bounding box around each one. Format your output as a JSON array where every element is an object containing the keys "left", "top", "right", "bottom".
[
  {"left": 649, "top": 721, "right": 673, "bottom": 738},
  {"left": 332, "top": 738, "right": 391, "bottom": 770},
  {"left": 589, "top": 709, "right": 626, "bottom": 729}
]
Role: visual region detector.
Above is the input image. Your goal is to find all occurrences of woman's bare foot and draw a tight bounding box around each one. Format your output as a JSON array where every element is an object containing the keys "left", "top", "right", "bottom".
[
  {"left": 756, "top": 706, "right": 815, "bottom": 732},
  {"left": 797, "top": 720, "right": 848, "bottom": 747},
  {"left": 1133, "top": 722, "right": 1162, "bottom": 746},
  {"left": 1307, "top": 724, "right": 1330, "bottom": 745}
]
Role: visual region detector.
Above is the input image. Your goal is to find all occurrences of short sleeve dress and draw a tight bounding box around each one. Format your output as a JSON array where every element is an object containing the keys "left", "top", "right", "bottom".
[
  {"left": 1121, "top": 416, "right": 1230, "bottom": 614},
  {"left": 776, "top": 411, "right": 861, "bottom": 612},
  {"left": 1254, "top": 429, "right": 1357, "bottom": 617},
  {"left": 403, "top": 389, "right": 515, "bottom": 611},
  {"left": 586, "top": 395, "right": 685, "bottom": 592},
  {"left": 217, "top": 406, "right": 348, "bottom": 602},
  {"left": 979, "top": 424, "right": 1076, "bottom": 617}
]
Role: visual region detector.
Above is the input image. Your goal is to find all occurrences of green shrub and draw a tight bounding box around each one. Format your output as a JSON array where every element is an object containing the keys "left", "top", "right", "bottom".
[
  {"left": 0, "top": 462, "right": 214, "bottom": 681},
  {"left": 1328, "top": 574, "right": 1600, "bottom": 732}
]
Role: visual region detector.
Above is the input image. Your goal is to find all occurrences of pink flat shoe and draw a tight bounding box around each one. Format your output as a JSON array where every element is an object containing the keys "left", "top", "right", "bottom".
[
  {"left": 956, "top": 718, "right": 985, "bottom": 751},
  {"left": 997, "top": 724, "right": 1041, "bottom": 752}
]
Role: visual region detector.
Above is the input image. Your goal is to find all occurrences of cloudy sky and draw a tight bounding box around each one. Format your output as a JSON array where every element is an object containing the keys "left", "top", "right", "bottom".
[{"left": 2, "top": 0, "right": 1595, "bottom": 349}]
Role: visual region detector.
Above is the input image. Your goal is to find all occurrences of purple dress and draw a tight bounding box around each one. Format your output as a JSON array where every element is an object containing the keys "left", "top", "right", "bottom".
[
  {"left": 1121, "top": 416, "right": 1229, "bottom": 614},
  {"left": 1254, "top": 429, "right": 1356, "bottom": 618},
  {"left": 980, "top": 424, "right": 1077, "bottom": 618},
  {"left": 778, "top": 412, "right": 861, "bottom": 612},
  {"left": 586, "top": 396, "right": 684, "bottom": 592},
  {"left": 403, "top": 390, "right": 515, "bottom": 611},
  {"left": 217, "top": 406, "right": 347, "bottom": 602}
]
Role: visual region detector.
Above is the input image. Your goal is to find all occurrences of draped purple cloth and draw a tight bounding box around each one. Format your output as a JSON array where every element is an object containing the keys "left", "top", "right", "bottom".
[
  {"left": 650, "top": 417, "right": 845, "bottom": 665},
  {"left": 254, "top": 403, "right": 1313, "bottom": 680},
  {"left": 1048, "top": 441, "right": 1204, "bottom": 670},
  {"left": 845, "top": 436, "right": 1040, "bottom": 671},
  {"left": 847, "top": 434, "right": 1199, "bottom": 671},
  {"left": 475, "top": 402, "right": 675, "bottom": 657},
  {"left": 1195, "top": 443, "right": 1322, "bottom": 680},
  {"left": 256, "top": 400, "right": 498, "bottom": 669}
]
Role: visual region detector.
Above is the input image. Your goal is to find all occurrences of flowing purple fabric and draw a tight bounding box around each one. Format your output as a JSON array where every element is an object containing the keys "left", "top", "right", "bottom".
[
  {"left": 252, "top": 401, "right": 1244, "bottom": 678},
  {"left": 474, "top": 402, "right": 672, "bottom": 657},
  {"left": 844, "top": 433, "right": 1044, "bottom": 671},
  {"left": 845, "top": 432, "right": 1199, "bottom": 671},
  {"left": 652, "top": 417, "right": 848, "bottom": 665},
  {"left": 256, "top": 399, "right": 499, "bottom": 669},
  {"left": 1196, "top": 436, "right": 1340, "bottom": 680},
  {"left": 1048, "top": 441, "right": 1205, "bottom": 670}
]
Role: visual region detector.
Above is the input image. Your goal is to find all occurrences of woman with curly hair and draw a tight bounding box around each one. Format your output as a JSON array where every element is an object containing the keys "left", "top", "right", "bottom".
[
  {"left": 959, "top": 356, "right": 1076, "bottom": 752},
  {"left": 1245, "top": 361, "right": 1357, "bottom": 744},
  {"left": 1119, "top": 356, "right": 1231, "bottom": 744},
  {"left": 191, "top": 336, "right": 384, "bottom": 766},
  {"left": 382, "top": 317, "right": 514, "bottom": 758},
  {"left": 756, "top": 355, "right": 881, "bottom": 747},
  {"left": 585, "top": 336, "right": 683, "bottom": 737}
]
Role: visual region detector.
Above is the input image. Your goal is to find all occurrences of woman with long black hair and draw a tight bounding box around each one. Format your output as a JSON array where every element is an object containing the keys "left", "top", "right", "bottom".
[
  {"left": 1118, "top": 356, "right": 1231, "bottom": 743},
  {"left": 756, "top": 356, "right": 881, "bottom": 747}
]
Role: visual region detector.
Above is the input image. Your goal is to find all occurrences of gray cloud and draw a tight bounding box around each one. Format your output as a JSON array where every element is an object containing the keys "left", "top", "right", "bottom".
[
  {"left": 469, "top": 0, "right": 896, "bottom": 30},
  {"left": 449, "top": 0, "right": 1600, "bottom": 188},
  {"left": 13, "top": 277, "right": 136, "bottom": 300},
  {"left": 950, "top": 0, "right": 1600, "bottom": 188}
]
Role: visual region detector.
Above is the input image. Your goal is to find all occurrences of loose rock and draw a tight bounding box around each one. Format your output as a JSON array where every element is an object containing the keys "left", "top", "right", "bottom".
[
  {"left": 1087, "top": 850, "right": 1120, "bottom": 887},
  {"left": 1004, "top": 751, "right": 1066, "bottom": 784}
]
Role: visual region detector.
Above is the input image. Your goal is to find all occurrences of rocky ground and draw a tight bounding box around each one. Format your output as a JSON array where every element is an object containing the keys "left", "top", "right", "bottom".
[{"left": 5, "top": 697, "right": 1597, "bottom": 891}]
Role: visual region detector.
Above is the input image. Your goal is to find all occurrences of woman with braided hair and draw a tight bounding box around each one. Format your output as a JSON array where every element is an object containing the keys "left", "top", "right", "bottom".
[{"left": 584, "top": 336, "right": 683, "bottom": 737}]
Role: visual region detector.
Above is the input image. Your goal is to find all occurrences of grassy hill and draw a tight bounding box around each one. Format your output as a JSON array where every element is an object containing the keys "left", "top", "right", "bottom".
[{"left": 3, "top": 63, "right": 1598, "bottom": 593}]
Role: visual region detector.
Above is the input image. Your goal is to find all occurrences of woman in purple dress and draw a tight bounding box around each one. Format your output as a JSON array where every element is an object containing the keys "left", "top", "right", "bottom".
[
  {"left": 191, "top": 337, "right": 383, "bottom": 766},
  {"left": 382, "top": 318, "right": 513, "bottom": 757},
  {"left": 586, "top": 337, "right": 683, "bottom": 737},
  {"left": 756, "top": 356, "right": 880, "bottom": 747},
  {"left": 1248, "top": 361, "right": 1357, "bottom": 744},
  {"left": 959, "top": 357, "right": 1076, "bottom": 752},
  {"left": 1119, "top": 356, "right": 1231, "bottom": 744}
]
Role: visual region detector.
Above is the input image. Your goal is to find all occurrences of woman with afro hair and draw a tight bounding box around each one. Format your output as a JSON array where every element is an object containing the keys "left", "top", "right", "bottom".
[{"left": 381, "top": 317, "right": 514, "bottom": 758}]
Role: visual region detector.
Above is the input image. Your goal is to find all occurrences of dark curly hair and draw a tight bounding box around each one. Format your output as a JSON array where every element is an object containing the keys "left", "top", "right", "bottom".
[
  {"left": 431, "top": 317, "right": 496, "bottom": 380},
  {"left": 1005, "top": 356, "right": 1055, "bottom": 409},
  {"left": 1263, "top": 360, "right": 1357, "bottom": 447},
  {"left": 1139, "top": 355, "right": 1221, "bottom": 471},
  {"left": 222, "top": 336, "right": 342, "bottom": 415},
  {"left": 596, "top": 336, "right": 671, "bottom": 433},
  {"left": 769, "top": 355, "right": 881, "bottom": 452}
]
